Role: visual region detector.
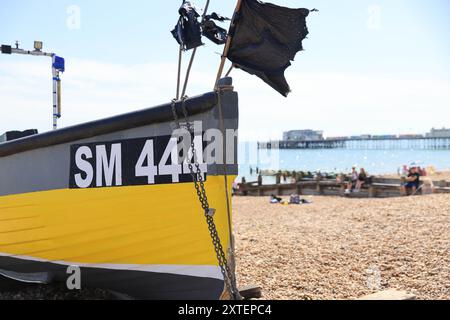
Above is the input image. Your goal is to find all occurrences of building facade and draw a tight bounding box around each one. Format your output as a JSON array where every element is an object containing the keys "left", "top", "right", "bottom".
[
  {"left": 283, "top": 130, "right": 324, "bottom": 141},
  {"left": 426, "top": 128, "right": 450, "bottom": 138}
]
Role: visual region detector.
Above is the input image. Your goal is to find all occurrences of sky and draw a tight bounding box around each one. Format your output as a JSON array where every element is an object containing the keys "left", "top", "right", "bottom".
[{"left": 0, "top": 0, "right": 449, "bottom": 141}]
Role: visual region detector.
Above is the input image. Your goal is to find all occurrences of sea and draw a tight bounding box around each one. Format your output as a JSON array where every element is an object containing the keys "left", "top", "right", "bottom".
[{"left": 237, "top": 142, "right": 450, "bottom": 184}]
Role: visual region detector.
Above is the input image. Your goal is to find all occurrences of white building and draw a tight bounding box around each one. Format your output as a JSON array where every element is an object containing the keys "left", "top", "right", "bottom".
[
  {"left": 426, "top": 128, "right": 450, "bottom": 138},
  {"left": 283, "top": 130, "right": 324, "bottom": 141}
]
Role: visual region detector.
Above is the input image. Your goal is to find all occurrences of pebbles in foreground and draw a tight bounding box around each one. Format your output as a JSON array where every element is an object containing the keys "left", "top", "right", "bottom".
[{"left": 233, "top": 194, "right": 450, "bottom": 300}]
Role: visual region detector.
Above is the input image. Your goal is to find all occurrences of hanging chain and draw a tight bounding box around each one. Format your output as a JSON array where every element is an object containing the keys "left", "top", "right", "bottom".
[{"left": 171, "top": 97, "right": 240, "bottom": 300}]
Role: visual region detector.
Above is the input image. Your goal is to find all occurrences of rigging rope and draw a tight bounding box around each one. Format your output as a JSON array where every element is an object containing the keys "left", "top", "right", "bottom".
[
  {"left": 176, "top": 44, "right": 183, "bottom": 100},
  {"left": 225, "top": 65, "right": 234, "bottom": 77}
]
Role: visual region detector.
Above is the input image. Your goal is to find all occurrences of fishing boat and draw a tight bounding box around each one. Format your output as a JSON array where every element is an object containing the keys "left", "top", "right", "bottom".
[
  {"left": 1, "top": 0, "right": 314, "bottom": 300},
  {"left": 0, "top": 78, "right": 239, "bottom": 299}
]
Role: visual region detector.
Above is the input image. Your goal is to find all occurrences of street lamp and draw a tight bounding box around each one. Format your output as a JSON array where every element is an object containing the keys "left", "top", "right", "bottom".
[{"left": 0, "top": 40, "right": 65, "bottom": 130}]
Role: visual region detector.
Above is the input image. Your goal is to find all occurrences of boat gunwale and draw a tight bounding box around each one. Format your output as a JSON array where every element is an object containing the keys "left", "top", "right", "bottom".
[{"left": 0, "top": 92, "right": 217, "bottom": 158}]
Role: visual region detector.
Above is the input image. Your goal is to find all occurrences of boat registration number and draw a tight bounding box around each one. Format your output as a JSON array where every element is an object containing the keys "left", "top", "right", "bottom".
[{"left": 69, "top": 135, "right": 207, "bottom": 189}]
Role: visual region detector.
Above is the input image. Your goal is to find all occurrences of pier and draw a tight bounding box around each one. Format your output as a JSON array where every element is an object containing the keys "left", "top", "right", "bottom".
[{"left": 258, "top": 137, "right": 450, "bottom": 150}]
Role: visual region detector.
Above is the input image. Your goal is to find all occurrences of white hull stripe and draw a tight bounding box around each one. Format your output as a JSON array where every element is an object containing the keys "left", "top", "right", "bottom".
[{"left": 0, "top": 252, "right": 224, "bottom": 280}]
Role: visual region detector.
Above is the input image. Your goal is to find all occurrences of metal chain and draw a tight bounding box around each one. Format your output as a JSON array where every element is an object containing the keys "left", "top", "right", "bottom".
[{"left": 171, "top": 97, "right": 240, "bottom": 300}]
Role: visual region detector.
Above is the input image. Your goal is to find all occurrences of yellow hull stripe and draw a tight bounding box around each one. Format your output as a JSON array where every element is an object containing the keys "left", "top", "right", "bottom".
[{"left": 0, "top": 176, "right": 234, "bottom": 267}]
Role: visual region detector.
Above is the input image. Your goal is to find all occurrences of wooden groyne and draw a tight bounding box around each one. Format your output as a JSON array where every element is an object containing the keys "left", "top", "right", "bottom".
[{"left": 236, "top": 177, "right": 450, "bottom": 198}]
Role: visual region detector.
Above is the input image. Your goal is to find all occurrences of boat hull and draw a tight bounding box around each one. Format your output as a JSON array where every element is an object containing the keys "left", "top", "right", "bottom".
[{"left": 0, "top": 84, "right": 239, "bottom": 299}]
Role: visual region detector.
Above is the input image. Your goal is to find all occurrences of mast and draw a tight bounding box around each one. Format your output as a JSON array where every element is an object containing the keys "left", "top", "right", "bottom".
[{"left": 214, "top": 0, "right": 244, "bottom": 89}]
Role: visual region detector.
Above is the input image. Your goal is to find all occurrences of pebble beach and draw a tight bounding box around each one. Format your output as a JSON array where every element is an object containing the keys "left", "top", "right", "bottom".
[{"left": 234, "top": 194, "right": 450, "bottom": 300}]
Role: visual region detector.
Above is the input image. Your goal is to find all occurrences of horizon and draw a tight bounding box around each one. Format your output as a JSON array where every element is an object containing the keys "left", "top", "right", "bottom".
[{"left": 1, "top": 0, "right": 450, "bottom": 141}]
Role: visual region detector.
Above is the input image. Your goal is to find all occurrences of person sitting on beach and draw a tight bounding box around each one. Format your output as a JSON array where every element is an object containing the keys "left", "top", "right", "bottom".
[
  {"left": 345, "top": 167, "right": 358, "bottom": 194},
  {"left": 401, "top": 164, "right": 409, "bottom": 177},
  {"left": 355, "top": 168, "right": 368, "bottom": 192},
  {"left": 402, "top": 166, "right": 421, "bottom": 196},
  {"left": 419, "top": 166, "right": 427, "bottom": 177},
  {"left": 232, "top": 179, "right": 239, "bottom": 196},
  {"left": 270, "top": 194, "right": 283, "bottom": 204}
]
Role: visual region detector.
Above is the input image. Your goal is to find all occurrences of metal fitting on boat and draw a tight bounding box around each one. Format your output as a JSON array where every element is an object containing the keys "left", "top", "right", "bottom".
[
  {"left": 217, "top": 77, "right": 234, "bottom": 92},
  {"left": 206, "top": 208, "right": 216, "bottom": 217}
]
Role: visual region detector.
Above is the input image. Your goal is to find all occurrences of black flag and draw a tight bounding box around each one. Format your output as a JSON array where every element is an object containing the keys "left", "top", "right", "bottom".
[
  {"left": 171, "top": 1, "right": 203, "bottom": 51},
  {"left": 202, "top": 13, "right": 230, "bottom": 45},
  {"left": 227, "top": 0, "right": 313, "bottom": 97}
]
